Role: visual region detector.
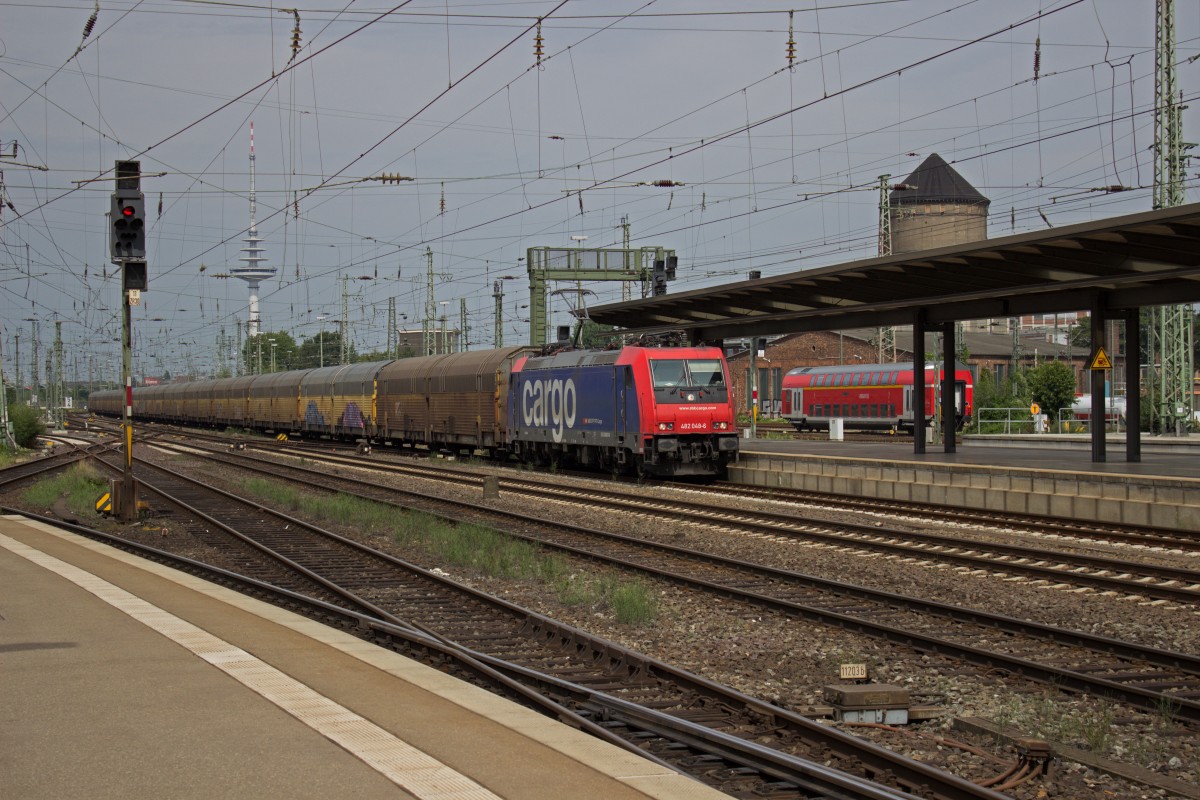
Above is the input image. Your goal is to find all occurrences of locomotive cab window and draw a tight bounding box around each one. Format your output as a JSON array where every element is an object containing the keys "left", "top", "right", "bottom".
[
  {"left": 687, "top": 359, "right": 726, "bottom": 387},
  {"left": 650, "top": 358, "right": 729, "bottom": 404},
  {"left": 650, "top": 359, "right": 726, "bottom": 389},
  {"left": 650, "top": 360, "right": 687, "bottom": 388}
]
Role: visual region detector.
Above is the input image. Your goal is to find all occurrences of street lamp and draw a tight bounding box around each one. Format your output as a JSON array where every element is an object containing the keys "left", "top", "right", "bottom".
[{"left": 317, "top": 315, "right": 327, "bottom": 367}]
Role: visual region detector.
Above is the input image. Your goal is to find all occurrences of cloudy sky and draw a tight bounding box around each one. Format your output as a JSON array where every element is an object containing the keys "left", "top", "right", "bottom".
[{"left": 1, "top": 0, "right": 1197, "bottom": 382}]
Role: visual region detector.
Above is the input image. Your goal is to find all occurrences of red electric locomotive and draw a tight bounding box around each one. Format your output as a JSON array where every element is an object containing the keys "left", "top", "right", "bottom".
[
  {"left": 509, "top": 344, "right": 740, "bottom": 477},
  {"left": 781, "top": 362, "right": 973, "bottom": 433}
]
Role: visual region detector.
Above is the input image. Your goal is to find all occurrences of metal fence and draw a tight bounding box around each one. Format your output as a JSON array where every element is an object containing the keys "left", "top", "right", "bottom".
[{"left": 973, "top": 407, "right": 1124, "bottom": 435}]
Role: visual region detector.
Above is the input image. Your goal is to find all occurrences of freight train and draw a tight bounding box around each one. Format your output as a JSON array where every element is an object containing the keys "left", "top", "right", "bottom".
[
  {"left": 89, "top": 344, "right": 740, "bottom": 478},
  {"left": 780, "top": 361, "right": 973, "bottom": 433}
]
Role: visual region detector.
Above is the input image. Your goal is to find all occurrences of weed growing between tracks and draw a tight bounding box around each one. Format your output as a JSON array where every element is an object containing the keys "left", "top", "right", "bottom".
[
  {"left": 241, "top": 478, "right": 659, "bottom": 626},
  {"left": 22, "top": 462, "right": 107, "bottom": 518}
]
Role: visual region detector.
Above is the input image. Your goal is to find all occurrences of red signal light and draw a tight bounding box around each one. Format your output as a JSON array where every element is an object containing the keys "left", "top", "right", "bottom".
[{"left": 121, "top": 205, "right": 135, "bottom": 217}]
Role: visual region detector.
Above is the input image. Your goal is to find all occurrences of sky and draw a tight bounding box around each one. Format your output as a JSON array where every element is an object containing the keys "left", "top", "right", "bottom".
[{"left": 1, "top": 0, "right": 1197, "bottom": 384}]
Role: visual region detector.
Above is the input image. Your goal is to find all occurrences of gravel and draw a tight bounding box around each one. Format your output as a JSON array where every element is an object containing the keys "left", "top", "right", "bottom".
[{"left": 13, "top": 444, "right": 1197, "bottom": 800}]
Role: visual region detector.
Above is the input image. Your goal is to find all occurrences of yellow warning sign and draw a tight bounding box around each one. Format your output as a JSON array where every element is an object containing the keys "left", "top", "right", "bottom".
[
  {"left": 96, "top": 492, "right": 112, "bottom": 514},
  {"left": 1090, "top": 347, "right": 1113, "bottom": 370}
]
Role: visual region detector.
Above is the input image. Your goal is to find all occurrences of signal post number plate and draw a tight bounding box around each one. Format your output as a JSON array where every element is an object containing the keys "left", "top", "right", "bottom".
[
  {"left": 128, "top": 289, "right": 141, "bottom": 306},
  {"left": 839, "top": 663, "right": 869, "bottom": 680}
]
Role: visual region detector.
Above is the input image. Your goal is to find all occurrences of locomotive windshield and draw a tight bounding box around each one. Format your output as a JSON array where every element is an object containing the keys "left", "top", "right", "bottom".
[{"left": 649, "top": 359, "right": 728, "bottom": 396}]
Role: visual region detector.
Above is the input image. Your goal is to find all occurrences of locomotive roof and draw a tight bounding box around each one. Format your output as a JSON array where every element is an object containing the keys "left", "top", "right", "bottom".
[{"left": 521, "top": 344, "right": 719, "bottom": 370}]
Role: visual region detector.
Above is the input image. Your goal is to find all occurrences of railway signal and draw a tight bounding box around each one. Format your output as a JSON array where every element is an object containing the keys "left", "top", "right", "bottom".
[{"left": 109, "top": 190, "right": 146, "bottom": 261}]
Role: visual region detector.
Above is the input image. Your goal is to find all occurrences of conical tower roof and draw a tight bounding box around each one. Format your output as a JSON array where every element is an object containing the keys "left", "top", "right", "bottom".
[{"left": 891, "top": 153, "right": 989, "bottom": 207}]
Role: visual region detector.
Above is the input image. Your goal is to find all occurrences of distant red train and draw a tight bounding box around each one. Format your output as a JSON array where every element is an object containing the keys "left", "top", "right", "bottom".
[{"left": 781, "top": 362, "right": 973, "bottom": 433}]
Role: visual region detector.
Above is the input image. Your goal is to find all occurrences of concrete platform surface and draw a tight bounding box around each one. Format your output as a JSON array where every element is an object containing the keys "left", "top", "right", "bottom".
[
  {"left": 742, "top": 435, "right": 1200, "bottom": 479},
  {"left": 0, "top": 515, "right": 730, "bottom": 800}
]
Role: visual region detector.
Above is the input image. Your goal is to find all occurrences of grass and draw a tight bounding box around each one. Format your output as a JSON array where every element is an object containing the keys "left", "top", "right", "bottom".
[
  {"left": 241, "top": 477, "right": 658, "bottom": 626},
  {"left": 22, "top": 461, "right": 109, "bottom": 518},
  {"left": 990, "top": 689, "right": 1117, "bottom": 756}
]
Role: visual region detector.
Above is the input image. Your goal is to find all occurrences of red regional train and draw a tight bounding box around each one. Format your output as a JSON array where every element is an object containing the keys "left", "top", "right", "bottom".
[
  {"left": 781, "top": 362, "right": 973, "bottom": 433},
  {"left": 89, "top": 343, "right": 740, "bottom": 478}
]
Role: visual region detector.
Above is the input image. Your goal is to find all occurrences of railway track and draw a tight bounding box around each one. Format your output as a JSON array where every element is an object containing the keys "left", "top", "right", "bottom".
[
  {"left": 138, "top": 439, "right": 1200, "bottom": 726},
  {"left": 121, "top": 419, "right": 1194, "bottom": 556},
  {"left": 159, "top": 435, "right": 1200, "bottom": 605},
  {"left": 56, "top": 448, "right": 1007, "bottom": 800}
]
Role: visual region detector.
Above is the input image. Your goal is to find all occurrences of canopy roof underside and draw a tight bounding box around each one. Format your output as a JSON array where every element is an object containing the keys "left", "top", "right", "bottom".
[{"left": 588, "top": 203, "right": 1200, "bottom": 341}]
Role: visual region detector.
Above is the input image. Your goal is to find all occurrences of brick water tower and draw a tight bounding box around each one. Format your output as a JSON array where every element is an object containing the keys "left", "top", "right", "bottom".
[{"left": 889, "top": 153, "right": 989, "bottom": 254}]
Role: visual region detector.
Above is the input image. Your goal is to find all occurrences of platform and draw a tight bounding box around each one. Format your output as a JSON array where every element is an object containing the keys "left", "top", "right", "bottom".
[
  {"left": 733, "top": 436, "right": 1200, "bottom": 532},
  {"left": 0, "top": 515, "right": 729, "bottom": 800}
]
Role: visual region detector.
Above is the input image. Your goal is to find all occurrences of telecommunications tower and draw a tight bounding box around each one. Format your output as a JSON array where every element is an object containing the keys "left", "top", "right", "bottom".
[{"left": 230, "top": 122, "right": 276, "bottom": 337}]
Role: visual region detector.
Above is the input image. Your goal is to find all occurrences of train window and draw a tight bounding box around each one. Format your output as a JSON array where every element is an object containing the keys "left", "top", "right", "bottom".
[
  {"left": 687, "top": 359, "right": 727, "bottom": 387},
  {"left": 870, "top": 403, "right": 878, "bottom": 417},
  {"left": 650, "top": 360, "right": 687, "bottom": 388}
]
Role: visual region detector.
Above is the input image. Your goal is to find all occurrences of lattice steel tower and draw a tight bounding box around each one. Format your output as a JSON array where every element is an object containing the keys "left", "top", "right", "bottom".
[{"left": 1151, "top": 0, "right": 1195, "bottom": 434}]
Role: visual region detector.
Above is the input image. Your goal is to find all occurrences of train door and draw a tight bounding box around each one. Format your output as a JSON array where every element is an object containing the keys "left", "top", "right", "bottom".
[{"left": 617, "top": 366, "right": 639, "bottom": 453}]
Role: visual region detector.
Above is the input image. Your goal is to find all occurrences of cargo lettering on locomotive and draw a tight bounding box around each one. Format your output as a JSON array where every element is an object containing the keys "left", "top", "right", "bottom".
[{"left": 521, "top": 377, "right": 577, "bottom": 443}]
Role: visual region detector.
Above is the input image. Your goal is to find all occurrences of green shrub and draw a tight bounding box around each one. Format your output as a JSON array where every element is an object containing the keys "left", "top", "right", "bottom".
[{"left": 9, "top": 404, "right": 45, "bottom": 448}]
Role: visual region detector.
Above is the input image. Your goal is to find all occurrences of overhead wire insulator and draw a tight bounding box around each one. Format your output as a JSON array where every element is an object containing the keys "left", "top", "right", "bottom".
[
  {"left": 534, "top": 18, "right": 544, "bottom": 66},
  {"left": 289, "top": 10, "right": 302, "bottom": 63},
  {"left": 650, "top": 179, "right": 684, "bottom": 187},
  {"left": 75, "top": 1, "right": 98, "bottom": 55},
  {"left": 786, "top": 10, "right": 796, "bottom": 68},
  {"left": 439, "top": 182, "right": 446, "bottom": 215},
  {"left": 1033, "top": 36, "right": 1041, "bottom": 82},
  {"left": 82, "top": 4, "right": 97, "bottom": 40}
]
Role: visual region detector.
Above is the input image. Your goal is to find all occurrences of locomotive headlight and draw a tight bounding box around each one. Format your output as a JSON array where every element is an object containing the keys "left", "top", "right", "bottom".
[{"left": 657, "top": 422, "right": 674, "bottom": 431}]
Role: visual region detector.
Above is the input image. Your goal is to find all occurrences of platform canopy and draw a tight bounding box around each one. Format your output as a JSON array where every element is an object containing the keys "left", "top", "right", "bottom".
[{"left": 587, "top": 203, "right": 1200, "bottom": 342}]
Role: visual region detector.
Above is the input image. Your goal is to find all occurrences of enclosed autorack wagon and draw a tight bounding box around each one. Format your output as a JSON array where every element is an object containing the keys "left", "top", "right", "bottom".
[
  {"left": 298, "top": 362, "right": 386, "bottom": 438},
  {"left": 247, "top": 371, "right": 306, "bottom": 433},
  {"left": 377, "top": 346, "right": 532, "bottom": 452},
  {"left": 180, "top": 379, "right": 217, "bottom": 424},
  {"left": 212, "top": 375, "right": 256, "bottom": 428}
]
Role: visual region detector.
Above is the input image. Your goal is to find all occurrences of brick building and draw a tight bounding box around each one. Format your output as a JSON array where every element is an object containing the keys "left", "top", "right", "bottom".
[{"left": 727, "top": 327, "right": 1091, "bottom": 419}]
